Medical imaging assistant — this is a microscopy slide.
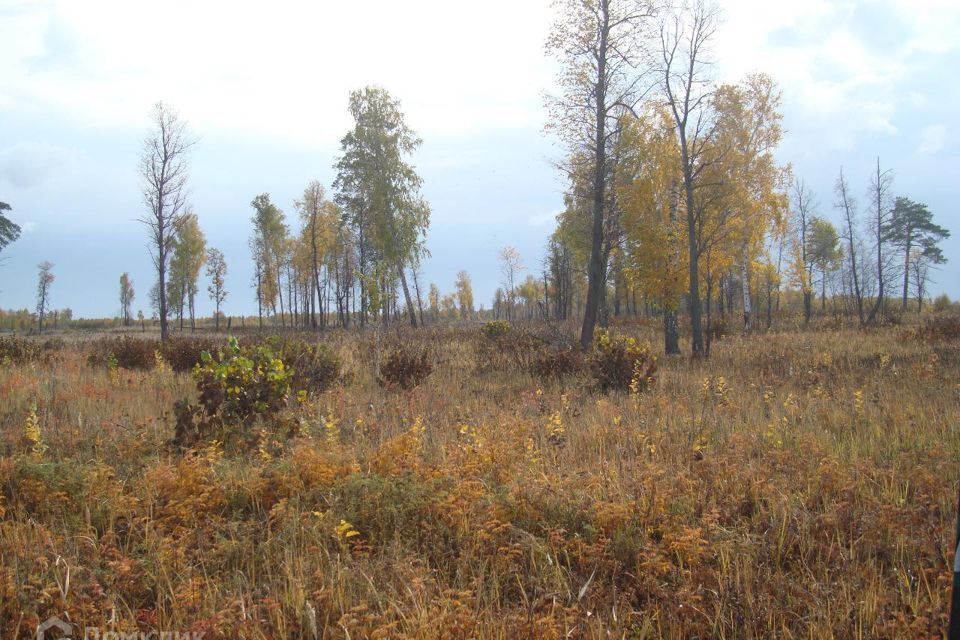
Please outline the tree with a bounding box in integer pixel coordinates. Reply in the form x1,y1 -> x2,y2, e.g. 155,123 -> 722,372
250,194 -> 289,325
792,179 -> 817,323
168,212 -> 206,331
499,246 -> 524,321
35,261 -> 54,334
886,197 -> 949,311
865,158 -> 894,324
206,247 -> 228,330
807,216 -> 841,310
0,201 -> 21,256
334,86 -> 430,328
547,0 -> 654,348
617,104 -> 686,354
835,167 -> 864,324
138,102 -> 194,341
454,271 -> 474,319
428,283 -> 440,320
119,273 -> 135,326
295,181 -> 339,328
657,0 -> 720,356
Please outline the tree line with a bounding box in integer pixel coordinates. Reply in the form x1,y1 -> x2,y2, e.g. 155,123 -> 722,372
540,0 -> 950,356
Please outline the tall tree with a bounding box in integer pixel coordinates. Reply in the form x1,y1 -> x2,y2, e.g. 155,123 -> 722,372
168,212 -> 206,331
334,86 -> 430,328
119,273 -> 135,326
138,102 -> 194,341
865,158 -> 894,324
250,194 -> 289,325
295,181 -> 337,328
617,104 -> 686,354
657,0 -> 720,356
455,270 -> 474,319
499,246 -> 524,321
35,261 -> 54,334
886,197 -> 949,311
547,0 -> 654,348
835,167 -> 864,324
205,247 -> 228,330
807,216 -> 842,311
792,179 -> 817,323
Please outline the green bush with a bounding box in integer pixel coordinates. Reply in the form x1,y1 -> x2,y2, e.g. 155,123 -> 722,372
480,320 -> 511,340
589,330 -> 657,393
173,337 -> 293,450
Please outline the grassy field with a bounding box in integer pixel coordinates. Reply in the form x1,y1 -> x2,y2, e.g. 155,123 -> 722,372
1,318 -> 959,638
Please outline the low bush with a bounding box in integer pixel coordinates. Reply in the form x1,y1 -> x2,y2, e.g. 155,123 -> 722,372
173,337 -> 293,450
160,336 -> 222,373
589,330 -> 657,393
530,345 -> 583,383
378,345 -> 433,390
272,338 -> 341,394
0,336 -> 39,365
480,320 -> 511,340
88,336 -> 157,370
913,315 -> 960,343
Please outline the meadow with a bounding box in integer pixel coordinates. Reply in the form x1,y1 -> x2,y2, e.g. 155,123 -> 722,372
1,317 -> 959,639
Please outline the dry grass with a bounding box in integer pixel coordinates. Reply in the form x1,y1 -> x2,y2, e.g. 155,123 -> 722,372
1,321 -> 959,638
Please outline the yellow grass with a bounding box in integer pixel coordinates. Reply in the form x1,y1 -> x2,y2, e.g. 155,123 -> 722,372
1,323 -> 958,638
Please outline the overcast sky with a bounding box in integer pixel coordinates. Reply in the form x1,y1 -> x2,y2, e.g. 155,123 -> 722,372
0,0 -> 957,318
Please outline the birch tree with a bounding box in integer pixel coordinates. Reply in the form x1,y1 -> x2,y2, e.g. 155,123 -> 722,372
547,0 -> 655,348
205,247 -> 228,330
138,102 -> 194,341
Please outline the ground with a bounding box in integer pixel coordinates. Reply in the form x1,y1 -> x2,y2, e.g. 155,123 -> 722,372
0,318 -> 958,638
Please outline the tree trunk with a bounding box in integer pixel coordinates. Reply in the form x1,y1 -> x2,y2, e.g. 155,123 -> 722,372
579,2 -> 609,350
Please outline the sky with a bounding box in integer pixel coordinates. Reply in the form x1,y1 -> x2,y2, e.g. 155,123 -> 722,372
0,0 -> 957,319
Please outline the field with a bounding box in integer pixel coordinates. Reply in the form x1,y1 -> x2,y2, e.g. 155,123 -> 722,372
1,319 -> 959,639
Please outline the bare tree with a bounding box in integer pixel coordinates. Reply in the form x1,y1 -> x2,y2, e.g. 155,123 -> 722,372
835,167 -> 864,325
792,178 -> 817,324
35,261 -> 54,334
865,157 -> 893,324
657,0 -> 720,357
138,102 -> 194,341
499,246 -> 524,321
547,0 -> 655,348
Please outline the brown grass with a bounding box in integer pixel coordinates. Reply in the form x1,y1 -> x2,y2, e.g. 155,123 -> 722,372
1,322 -> 958,638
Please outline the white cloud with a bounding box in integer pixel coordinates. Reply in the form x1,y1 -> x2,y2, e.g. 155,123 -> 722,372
0,1 -> 557,146
0,142 -> 82,188
917,124 -> 947,155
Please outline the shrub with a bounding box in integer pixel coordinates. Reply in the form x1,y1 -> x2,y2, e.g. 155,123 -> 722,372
88,336 -> 157,370
933,294 -> 952,313
273,339 -> 341,394
589,330 -> 657,393
0,336 -> 39,365
173,337 -> 293,450
481,320 -> 511,340
530,346 -> 583,383
378,345 -> 433,390
913,315 -> 960,343
161,336 -> 222,373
